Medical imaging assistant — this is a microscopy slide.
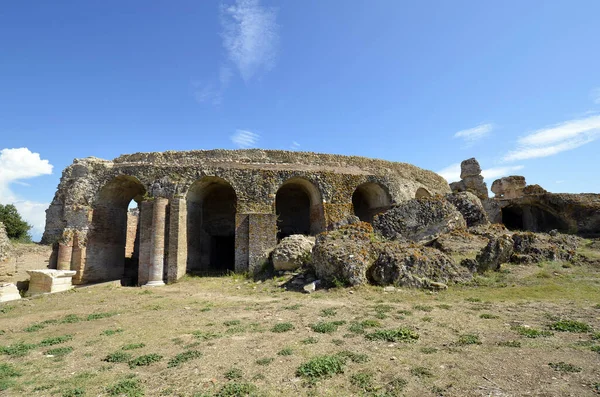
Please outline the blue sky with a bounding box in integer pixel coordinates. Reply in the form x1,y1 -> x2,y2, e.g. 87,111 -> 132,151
1,1 -> 600,240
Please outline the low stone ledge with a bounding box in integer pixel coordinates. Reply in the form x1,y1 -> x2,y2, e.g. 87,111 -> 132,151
0,283 -> 21,302
25,269 -> 76,297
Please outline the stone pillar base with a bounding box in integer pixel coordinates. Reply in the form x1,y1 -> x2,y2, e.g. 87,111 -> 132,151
143,280 -> 165,287
0,283 -> 21,302
26,270 -> 77,297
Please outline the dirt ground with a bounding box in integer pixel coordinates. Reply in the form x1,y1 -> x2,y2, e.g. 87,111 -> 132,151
1,241 -> 600,396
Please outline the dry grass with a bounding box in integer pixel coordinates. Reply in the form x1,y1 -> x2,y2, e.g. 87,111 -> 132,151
1,246 -> 600,396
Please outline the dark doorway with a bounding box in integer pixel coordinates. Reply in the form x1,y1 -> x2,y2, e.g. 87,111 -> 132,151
275,178 -> 325,241
501,204 -> 568,232
187,177 -> 237,275
352,182 -> 392,223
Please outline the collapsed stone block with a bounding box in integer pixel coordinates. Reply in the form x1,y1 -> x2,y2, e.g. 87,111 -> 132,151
26,269 -> 76,296
491,176 -> 526,199
0,283 -> 21,302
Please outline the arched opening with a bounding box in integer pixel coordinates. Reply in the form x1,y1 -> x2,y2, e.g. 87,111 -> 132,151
275,178 -> 325,240
187,177 -> 237,275
86,175 -> 146,284
415,188 -> 432,199
501,204 -> 568,232
352,182 -> 392,223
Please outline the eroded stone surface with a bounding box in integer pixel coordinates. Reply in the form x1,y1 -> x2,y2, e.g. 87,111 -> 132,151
26,269 -> 76,296
0,283 -> 20,302
449,158 -> 488,200
491,176 -> 526,199
272,235 -> 315,271
446,192 -> 489,227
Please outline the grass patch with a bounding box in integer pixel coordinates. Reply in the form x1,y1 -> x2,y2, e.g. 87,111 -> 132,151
283,304 -> 302,310
348,320 -> 381,334
480,313 -> 499,319
215,382 -> 257,397
104,351 -> 133,363
437,304 -> 452,310
457,334 -> 482,346
24,323 -> 45,332
106,378 -> 144,397
512,326 -> 553,338
421,347 -> 438,354
60,314 -> 82,324
350,371 -> 375,392
46,346 -> 74,356
0,342 -> 37,357
320,308 -> 337,317
167,350 -> 202,368
255,357 -> 274,366
311,321 -> 344,334
548,362 -> 582,373
301,337 -> 318,345
223,320 -> 241,327
0,363 -> 21,391
122,343 -> 145,351
296,354 -> 346,382
225,367 -> 243,380
497,340 -> 522,348
270,322 -> 294,333
128,353 -> 162,368
411,366 -> 434,378
62,388 -> 85,397
40,334 -> 73,346
337,350 -> 369,363
277,347 -> 293,356
101,328 -> 124,336
86,312 -> 117,321
549,319 -> 592,333
365,328 -> 419,342
192,330 -> 222,340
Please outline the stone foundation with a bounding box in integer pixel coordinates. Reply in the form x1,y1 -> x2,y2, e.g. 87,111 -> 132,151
26,269 -> 76,296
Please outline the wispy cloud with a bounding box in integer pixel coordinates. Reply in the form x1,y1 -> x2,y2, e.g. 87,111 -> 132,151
437,162 -> 524,183
0,148 -> 53,240
503,114 -> 600,162
591,87 -> 600,104
220,0 -> 279,82
231,129 -> 260,148
290,141 -> 300,150
453,123 -> 493,146
481,165 -> 524,180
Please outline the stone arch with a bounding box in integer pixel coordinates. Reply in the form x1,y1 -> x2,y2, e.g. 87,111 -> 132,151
501,204 -> 569,233
186,176 -> 237,275
415,187 -> 432,199
86,175 -> 146,283
352,182 -> 392,223
275,177 -> 325,239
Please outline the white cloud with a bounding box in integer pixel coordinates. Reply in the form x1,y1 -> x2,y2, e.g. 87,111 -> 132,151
437,163 -> 461,182
453,123 -> 493,146
290,141 -> 300,150
437,162 -> 524,183
591,87 -> 600,104
220,0 -> 279,82
503,114 -> 600,162
480,165 -> 524,180
231,129 -> 260,148
0,148 -> 53,240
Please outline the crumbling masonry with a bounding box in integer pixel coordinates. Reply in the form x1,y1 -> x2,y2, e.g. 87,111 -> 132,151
41,150 -> 450,285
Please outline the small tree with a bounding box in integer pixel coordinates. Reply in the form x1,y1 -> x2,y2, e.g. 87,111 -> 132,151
0,204 -> 32,242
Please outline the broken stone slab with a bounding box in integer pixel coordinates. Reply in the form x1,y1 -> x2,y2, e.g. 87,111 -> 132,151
0,283 -> 21,302
303,280 -> 321,293
26,269 -> 76,297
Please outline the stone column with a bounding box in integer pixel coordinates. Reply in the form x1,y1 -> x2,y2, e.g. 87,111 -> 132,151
145,197 -> 168,286
167,198 -> 187,283
56,236 -> 73,271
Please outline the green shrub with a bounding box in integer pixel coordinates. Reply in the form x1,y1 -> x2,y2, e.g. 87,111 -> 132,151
104,351 -> 133,363
106,378 -> 144,397
457,334 -> 481,346
311,321 -> 341,334
167,350 -> 202,368
0,204 -> 32,241
215,382 -> 257,397
296,355 -> 346,381
24,323 -> 45,332
549,320 -> 592,333
271,323 -> 294,333
40,335 -> 73,346
365,328 -> 419,342
0,342 -> 38,357
512,326 -> 553,338
128,354 -> 162,368
548,362 -> 582,373
46,347 -> 74,356
122,343 -> 145,351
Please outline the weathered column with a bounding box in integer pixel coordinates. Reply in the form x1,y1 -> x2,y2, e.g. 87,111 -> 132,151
235,213 -> 278,274
56,237 -> 73,271
167,198 -> 187,283
138,200 -> 153,285
71,232 -> 87,285
145,197 -> 168,286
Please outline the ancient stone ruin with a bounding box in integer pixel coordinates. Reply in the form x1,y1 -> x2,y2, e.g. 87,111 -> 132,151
41,149 -> 449,286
